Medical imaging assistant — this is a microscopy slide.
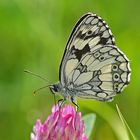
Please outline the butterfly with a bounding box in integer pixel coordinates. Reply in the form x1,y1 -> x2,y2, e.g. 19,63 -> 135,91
48,12 -> 131,108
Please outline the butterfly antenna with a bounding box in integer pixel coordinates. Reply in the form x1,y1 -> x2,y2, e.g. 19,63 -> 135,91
24,70 -> 48,82
33,85 -> 51,96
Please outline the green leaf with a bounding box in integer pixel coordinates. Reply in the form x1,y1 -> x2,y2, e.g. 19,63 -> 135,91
79,100 -> 130,140
116,104 -> 137,140
82,113 -> 96,138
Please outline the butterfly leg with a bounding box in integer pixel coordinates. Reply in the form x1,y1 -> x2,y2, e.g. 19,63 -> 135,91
58,98 -> 66,108
57,98 -> 66,113
71,97 -> 79,112
71,97 -> 79,130
55,98 -> 66,126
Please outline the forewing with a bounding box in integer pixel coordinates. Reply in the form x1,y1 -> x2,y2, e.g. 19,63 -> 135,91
60,13 -> 115,86
73,45 -> 131,101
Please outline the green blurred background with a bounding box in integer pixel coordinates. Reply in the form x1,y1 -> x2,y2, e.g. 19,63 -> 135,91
0,0 -> 140,139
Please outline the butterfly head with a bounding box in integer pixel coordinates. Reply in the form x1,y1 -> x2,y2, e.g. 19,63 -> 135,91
49,83 -> 60,94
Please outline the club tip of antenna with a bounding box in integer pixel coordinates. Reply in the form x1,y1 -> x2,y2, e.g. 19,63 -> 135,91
33,91 -> 36,96
24,69 -> 27,72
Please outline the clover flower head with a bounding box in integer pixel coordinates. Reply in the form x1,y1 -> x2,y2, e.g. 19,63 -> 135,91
31,104 -> 88,140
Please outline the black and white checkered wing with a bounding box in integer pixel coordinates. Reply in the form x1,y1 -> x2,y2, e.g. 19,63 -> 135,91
59,13 -> 131,101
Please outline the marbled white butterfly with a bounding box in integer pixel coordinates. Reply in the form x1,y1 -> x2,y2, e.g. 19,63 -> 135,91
49,12 -> 131,107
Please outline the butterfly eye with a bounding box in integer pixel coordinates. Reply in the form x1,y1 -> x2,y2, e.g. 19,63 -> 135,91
113,73 -> 120,81
50,85 -> 59,93
112,64 -> 118,71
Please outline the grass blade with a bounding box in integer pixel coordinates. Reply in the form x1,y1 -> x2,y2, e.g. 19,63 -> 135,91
116,104 -> 137,140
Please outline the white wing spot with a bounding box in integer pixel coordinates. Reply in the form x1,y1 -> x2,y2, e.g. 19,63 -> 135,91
76,38 -> 91,50
77,84 -> 91,90
127,63 -> 131,71
65,59 -> 78,76
98,22 -> 103,26
82,55 -> 91,65
102,30 -> 110,38
100,26 -> 106,32
73,69 -> 80,82
74,39 -> 86,49
99,73 -> 112,81
98,16 -> 102,20
97,92 -> 107,98
109,49 -> 120,56
75,72 -> 93,85
107,38 -> 112,44
82,27 -> 90,34
91,44 -> 102,52
102,20 -> 106,24
112,37 -> 115,42
90,25 -> 99,33
121,72 -> 128,83
119,63 -> 128,71
85,17 -> 93,24
127,72 -> 131,82
116,55 -> 125,62
100,82 -> 113,91
100,47 -> 112,53
89,36 -> 100,48
84,90 -> 96,95
101,64 -> 112,73
86,55 -> 96,67
108,29 -> 112,35
106,25 -> 109,28
91,18 -> 98,25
